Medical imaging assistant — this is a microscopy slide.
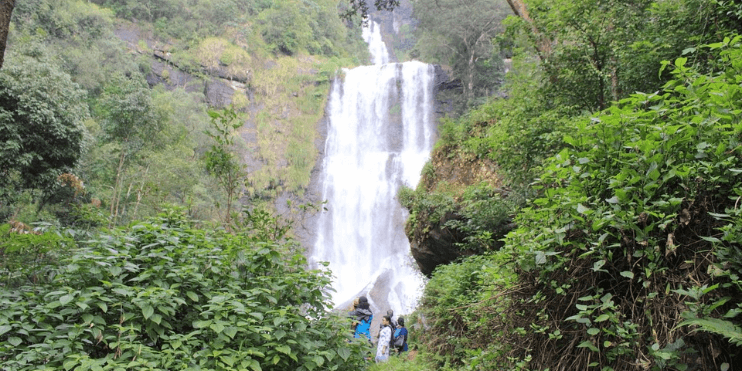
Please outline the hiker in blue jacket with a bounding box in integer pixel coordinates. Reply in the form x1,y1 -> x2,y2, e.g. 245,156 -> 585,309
392,316 -> 408,354
351,296 -> 373,341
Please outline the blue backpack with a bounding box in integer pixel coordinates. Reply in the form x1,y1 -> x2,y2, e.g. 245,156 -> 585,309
354,315 -> 372,340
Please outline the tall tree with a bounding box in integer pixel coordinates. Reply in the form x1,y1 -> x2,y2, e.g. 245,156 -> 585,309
0,49 -> 88,213
0,0 -> 14,69
204,106 -> 247,227
97,73 -> 163,226
413,0 -> 511,103
504,0 -> 550,59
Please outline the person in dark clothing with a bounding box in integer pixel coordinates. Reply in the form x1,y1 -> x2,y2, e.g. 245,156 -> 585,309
392,316 -> 408,354
387,309 -> 398,328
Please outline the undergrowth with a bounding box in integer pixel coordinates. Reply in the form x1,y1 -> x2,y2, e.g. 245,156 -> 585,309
413,36 -> 742,370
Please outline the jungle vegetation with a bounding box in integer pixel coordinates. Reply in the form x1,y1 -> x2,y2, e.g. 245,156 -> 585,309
1,0 -> 375,369
2,0 -> 742,370
392,0 -> 742,370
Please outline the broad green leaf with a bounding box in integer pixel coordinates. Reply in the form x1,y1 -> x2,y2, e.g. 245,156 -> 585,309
313,355 -> 325,366
276,345 -> 292,355
63,359 -> 78,371
60,294 -> 74,305
595,314 -> 610,322
337,347 -> 351,361
592,260 -> 606,272
142,305 -> 154,320
150,314 -> 162,325
250,312 -> 264,321
577,340 -> 599,352
97,302 -> 108,313
223,327 -> 238,339
186,291 -> 199,302
221,355 -> 236,367
535,251 -> 546,265
82,314 -> 94,324
210,322 -> 225,334
620,271 -> 634,279
587,328 -> 600,335
8,337 -> 22,346
0,325 -> 11,336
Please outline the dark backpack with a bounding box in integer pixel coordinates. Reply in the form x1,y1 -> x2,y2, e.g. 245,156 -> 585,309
393,327 -> 405,347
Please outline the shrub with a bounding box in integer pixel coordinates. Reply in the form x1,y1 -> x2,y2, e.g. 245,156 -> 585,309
0,209 -> 370,370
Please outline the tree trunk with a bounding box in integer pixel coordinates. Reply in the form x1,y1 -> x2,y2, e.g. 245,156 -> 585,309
505,0 -> 551,60
468,52 -> 475,102
109,149 -> 127,228
0,0 -> 14,69
132,165 -> 149,218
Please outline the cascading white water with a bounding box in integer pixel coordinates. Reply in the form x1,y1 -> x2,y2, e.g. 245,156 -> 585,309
312,20 -> 435,315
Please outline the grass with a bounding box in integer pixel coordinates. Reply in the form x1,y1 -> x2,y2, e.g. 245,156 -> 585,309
246,54 -> 359,196
366,349 -> 439,371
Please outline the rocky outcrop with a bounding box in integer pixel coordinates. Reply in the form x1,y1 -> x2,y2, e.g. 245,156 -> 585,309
433,65 -> 461,116
409,211 -> 470,276
405,141 -> 508,276
114,23 -> 248,109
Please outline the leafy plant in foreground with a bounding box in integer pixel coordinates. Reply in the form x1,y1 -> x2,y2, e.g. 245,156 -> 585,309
0,209 -> 370,370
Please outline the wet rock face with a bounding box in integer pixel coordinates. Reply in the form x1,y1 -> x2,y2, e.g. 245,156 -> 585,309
409,212 -> 469,276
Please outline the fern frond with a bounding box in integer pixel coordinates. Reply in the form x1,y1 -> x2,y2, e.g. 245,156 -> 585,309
679,317 -> 742,346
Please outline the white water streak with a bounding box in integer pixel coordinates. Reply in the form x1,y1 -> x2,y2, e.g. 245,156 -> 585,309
313,21 -> 435,315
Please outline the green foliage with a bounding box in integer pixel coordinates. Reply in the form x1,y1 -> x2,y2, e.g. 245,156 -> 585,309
512,0 -> 742,112
79,87 -> 218,225
676,204 -> 742,349
97,73 -> 163,146
6,0 -> 369,226
0,223 -> 74,288
11,0 -> 136,95
500,35 -> 742,369
443,183 -> 515,253
257,0 -> 314,55
398,184 -> 457,240
0,210 -> 371,370
414,35 -> 742,370
416,252 -> 517,369
204,106 -> 247,226
94,73 -> 167,226
0,48 -> 89,204
411,0 -> 510,108
14,0 -> 114,40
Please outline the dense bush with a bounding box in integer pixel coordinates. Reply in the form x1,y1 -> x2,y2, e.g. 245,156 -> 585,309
0,210 -> 370,370
415,36 -> 742,370
0,49 -> 89,206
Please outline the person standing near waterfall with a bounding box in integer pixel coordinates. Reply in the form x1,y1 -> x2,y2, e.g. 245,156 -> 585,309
393,316 -> 409,355
375,315 -> 393,363
348,297 -> 360,334
351,296 -> 373,342
376,309 -> 396,344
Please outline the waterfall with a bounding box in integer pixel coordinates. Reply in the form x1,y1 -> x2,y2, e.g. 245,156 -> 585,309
312,20 -> 435,315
